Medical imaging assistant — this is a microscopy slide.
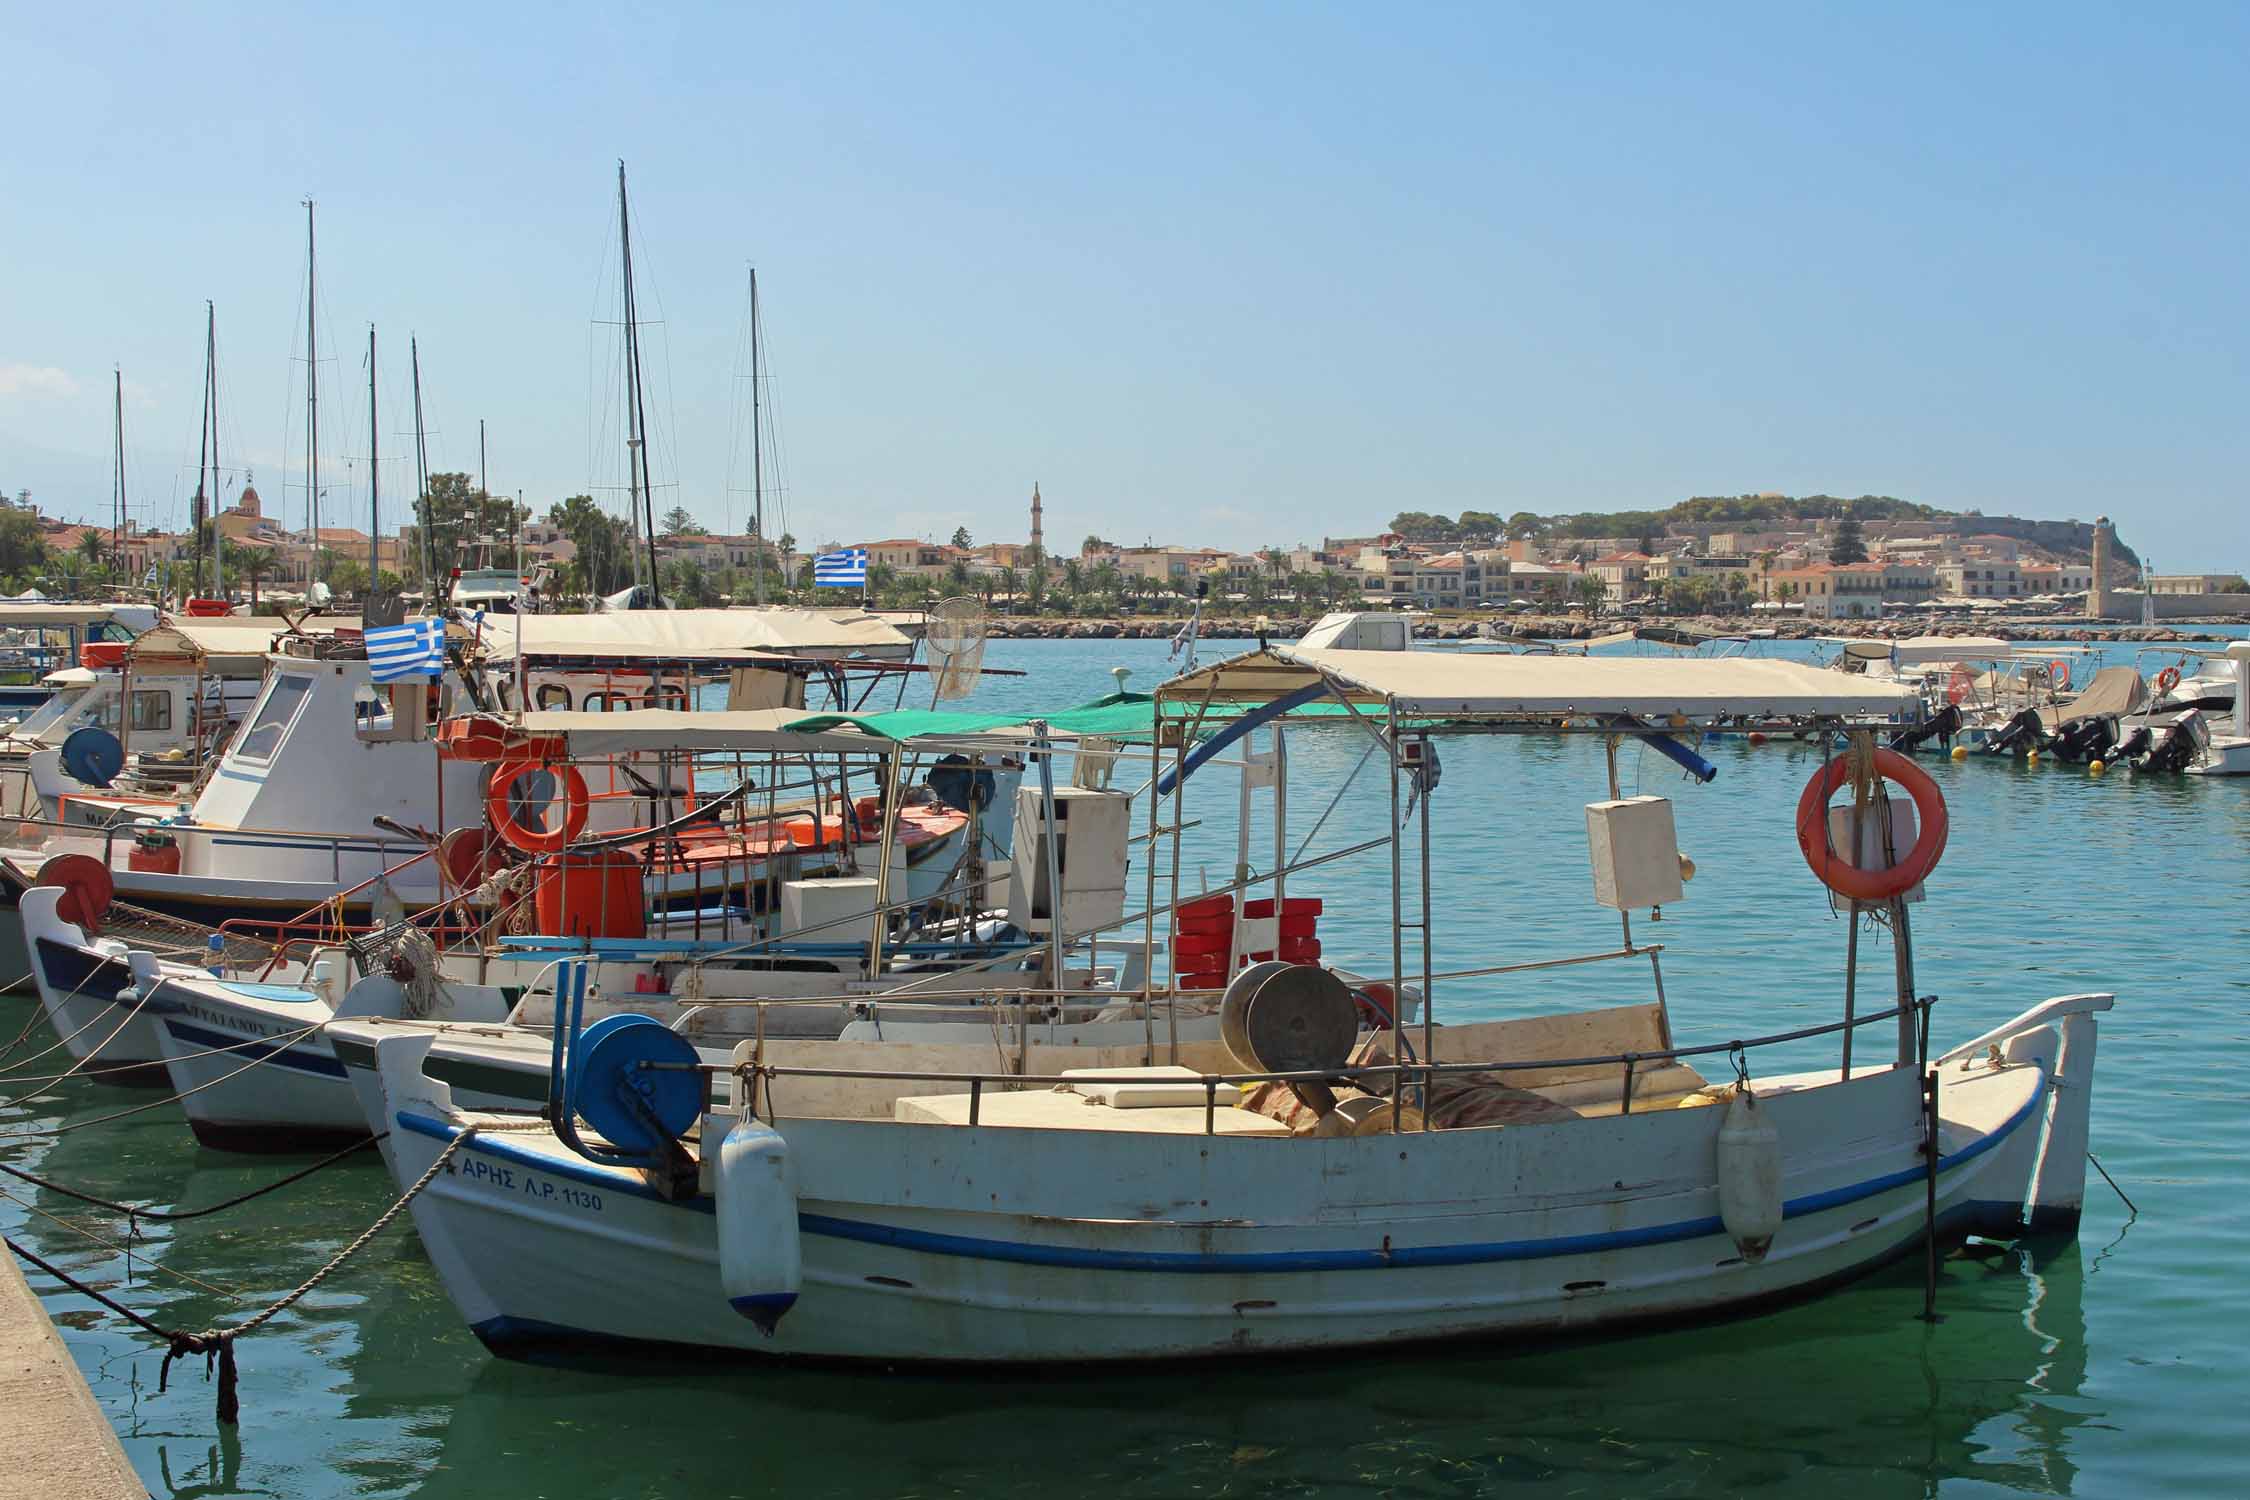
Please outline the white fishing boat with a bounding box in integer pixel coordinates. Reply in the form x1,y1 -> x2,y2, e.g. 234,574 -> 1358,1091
367,647 -> 2114,1364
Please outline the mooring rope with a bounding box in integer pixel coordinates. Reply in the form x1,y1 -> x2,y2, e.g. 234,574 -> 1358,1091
0,1019 -> 329,1139
0,1132 -> 384,1228
6,1123 -> 485,1425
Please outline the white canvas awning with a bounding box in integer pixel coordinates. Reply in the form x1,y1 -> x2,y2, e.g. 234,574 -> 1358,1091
123,623 -> 281,675
506,708 -> 885,757
476,608 -> 909,663
1162,646 -> 1919,719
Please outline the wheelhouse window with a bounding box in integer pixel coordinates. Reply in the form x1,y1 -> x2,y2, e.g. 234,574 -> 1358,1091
586,690 -> 633,713
128,690 -> 171,732
233,674 -> 313,761
535,684 -> 573,711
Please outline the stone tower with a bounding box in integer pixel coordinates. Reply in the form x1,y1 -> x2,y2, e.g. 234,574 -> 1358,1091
2090,516 -> 2112,620
1029,482 -> 1043,559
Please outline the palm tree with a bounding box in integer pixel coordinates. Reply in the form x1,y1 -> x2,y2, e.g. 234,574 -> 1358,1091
229,542 -> 278,608
76,530 -> 111,577
998,565 -> 1020,611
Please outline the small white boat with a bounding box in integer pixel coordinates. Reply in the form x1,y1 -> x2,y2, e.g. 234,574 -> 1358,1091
370,647 -> 2116,1365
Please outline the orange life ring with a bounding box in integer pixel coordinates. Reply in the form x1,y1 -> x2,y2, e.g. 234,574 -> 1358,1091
487,760 -> 589,854
1795,749 -> 1948,903
1945,668 -> 1975,706
37,853 -> 114,933
2155,666 -> 2181,694
2048,657 -> 2071,689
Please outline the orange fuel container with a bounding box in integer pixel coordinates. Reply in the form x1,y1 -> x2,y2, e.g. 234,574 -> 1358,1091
534,849 -> 647,940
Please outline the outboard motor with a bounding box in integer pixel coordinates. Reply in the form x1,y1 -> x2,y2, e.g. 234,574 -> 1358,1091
2111,724 -> 2153,763
2050,716 -> 2118,766
2141,711 -> 2207,773
1889,703 -> 1963,754
1983,708 -> 2047,757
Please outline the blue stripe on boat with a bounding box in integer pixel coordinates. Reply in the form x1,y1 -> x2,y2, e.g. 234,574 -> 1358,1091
396,1073 -> 2045,1275
164,1018 -> 347,1078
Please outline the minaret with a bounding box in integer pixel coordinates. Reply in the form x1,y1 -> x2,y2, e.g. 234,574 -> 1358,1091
1030,482 -> 1044,559
2090,516 -> 2113,620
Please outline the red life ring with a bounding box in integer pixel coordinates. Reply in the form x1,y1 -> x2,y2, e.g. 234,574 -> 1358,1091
1945,668 -> 1975,706
37,853 -> 114,933
2155,666 -> 2181,694
486,760 -> 589,854
1795,749 -> 1949,903
2048,657 -> 2071,689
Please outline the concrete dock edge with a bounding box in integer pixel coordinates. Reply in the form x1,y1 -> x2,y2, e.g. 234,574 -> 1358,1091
1,1246 -> 147,1499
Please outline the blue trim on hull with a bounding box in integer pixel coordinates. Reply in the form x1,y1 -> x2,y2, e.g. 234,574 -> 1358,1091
398,1073 -> 2046,1275
163,1017 -> 346,1078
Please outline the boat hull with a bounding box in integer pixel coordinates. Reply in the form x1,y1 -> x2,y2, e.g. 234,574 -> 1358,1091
373,1005 -> 2094,1365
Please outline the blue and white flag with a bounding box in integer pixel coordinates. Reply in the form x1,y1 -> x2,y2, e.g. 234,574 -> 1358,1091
364,618 -> 447,682
813,547 -> 869,586
144,565 -> 158,586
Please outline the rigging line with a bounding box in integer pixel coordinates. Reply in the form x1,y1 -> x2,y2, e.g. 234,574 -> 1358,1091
0,1020 -> 329,1141
0,978 -> 159,1094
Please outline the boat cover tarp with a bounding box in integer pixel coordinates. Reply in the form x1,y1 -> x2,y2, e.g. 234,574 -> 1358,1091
2042,665 -> 2148,729
1162,647 -> 1919,719
123,623 -> 282,675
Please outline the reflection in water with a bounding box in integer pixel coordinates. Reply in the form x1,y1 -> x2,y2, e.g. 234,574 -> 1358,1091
373,1243 -> 2096,1500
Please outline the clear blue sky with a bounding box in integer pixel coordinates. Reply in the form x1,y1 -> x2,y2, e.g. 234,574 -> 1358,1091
3,2 -> 2244,567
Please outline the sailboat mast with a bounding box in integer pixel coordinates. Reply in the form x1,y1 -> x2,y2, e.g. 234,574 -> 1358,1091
205,302 -> 221,599
192,308 -> 211,606
617,160 -> 662,605
751,266 -> 766,607
306,200 -> 319,582
367,326 -> 380,589
112,368 -> 125,578
411,337 -> 430,588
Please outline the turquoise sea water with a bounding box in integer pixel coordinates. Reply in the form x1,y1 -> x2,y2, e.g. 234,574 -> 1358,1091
4,632 -> 2245,1498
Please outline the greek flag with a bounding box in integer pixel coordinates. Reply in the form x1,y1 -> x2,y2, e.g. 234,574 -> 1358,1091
364,618 -> 447,682
813,547 -> 869,586
144,565 -> 158,586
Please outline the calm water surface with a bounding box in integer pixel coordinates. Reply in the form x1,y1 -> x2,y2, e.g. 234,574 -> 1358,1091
4,633 -> 2245,1498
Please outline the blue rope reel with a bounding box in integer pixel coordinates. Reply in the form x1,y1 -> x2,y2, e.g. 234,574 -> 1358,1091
60,726 -> 125,788
566,1013 -> 703,1158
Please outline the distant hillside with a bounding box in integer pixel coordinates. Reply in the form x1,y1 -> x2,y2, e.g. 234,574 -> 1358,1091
1387,494 -> 2136,565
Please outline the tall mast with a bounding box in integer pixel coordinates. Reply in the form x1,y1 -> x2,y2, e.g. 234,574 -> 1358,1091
111,368 -> 125,580
192,308 -> 211,605
617,160 -> 662,605
751,266 -> 766,607
411,337 -> 430,588
367,326 -> 380,589
206,303 -> 221,599
305,199 -> 319,583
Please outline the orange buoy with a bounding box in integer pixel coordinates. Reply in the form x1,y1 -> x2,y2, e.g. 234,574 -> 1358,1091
487,760 -> 590,855
36,853 -> 114,933
1794,749 -> 1949,903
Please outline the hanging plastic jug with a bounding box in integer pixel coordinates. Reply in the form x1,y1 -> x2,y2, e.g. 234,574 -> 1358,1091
715,1114 -> 801,1333
1715,1083 -> 1782,1262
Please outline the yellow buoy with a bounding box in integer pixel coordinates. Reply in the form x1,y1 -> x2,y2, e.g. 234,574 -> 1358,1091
2025,748 -> 2040,765
2089,759 -> 2106,775
1950,745 -> 1968,761
1678,853 -> 1697,883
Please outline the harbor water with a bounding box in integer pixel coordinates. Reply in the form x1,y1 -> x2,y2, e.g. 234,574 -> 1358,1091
3,632 -> 2245,1497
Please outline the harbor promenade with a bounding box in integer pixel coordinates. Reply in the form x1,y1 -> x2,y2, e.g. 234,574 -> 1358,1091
0,1248 -> 145,1499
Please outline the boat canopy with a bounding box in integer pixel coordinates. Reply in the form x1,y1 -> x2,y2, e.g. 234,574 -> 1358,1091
502,708 -> 882,757
0,602 -> 158,632
124,623 -> 282,675
477,611 -> 796,665
1161,646 -> 1920,720
786,692 -> 1163,743
1841,635 -> 2019,664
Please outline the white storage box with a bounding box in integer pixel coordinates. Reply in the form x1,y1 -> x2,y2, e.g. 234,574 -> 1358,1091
1586,796 -> 1685,911
779,876 -> 881,947
1005,785 -> 1132,936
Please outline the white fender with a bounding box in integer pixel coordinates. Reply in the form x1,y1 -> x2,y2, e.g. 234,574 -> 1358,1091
715,1115 -> 801,1333
1715,1087 -> 1782,1262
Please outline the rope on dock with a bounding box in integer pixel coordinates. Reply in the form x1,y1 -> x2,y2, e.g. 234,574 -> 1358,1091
5,1123 -> 479,1426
